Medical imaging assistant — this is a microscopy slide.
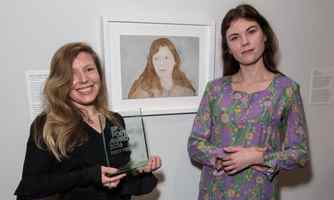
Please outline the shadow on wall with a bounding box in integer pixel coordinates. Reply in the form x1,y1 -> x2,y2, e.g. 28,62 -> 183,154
133,171 -> 165,200
278,164 -> 313,199
279,156 -> 313,186
279,164 -> 313,187
278,139 -> 314,200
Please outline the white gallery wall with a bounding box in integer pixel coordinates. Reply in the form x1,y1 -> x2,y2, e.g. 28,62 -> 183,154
1,0 -> 334,199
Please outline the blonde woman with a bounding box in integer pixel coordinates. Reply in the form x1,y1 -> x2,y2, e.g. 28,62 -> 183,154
15,42 -> 161,200
128,38 -> 196,98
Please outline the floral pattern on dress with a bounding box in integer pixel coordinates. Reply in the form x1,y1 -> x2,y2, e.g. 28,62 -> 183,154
188,74 -> 309,200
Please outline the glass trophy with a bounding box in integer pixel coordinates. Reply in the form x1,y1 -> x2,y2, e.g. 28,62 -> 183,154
101,112 -> 150,177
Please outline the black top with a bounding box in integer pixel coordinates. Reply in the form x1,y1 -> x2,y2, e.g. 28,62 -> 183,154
15,113 -> 157,200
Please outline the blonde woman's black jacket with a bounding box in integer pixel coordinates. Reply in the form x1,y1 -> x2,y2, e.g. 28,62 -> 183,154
14,113 -> 157,200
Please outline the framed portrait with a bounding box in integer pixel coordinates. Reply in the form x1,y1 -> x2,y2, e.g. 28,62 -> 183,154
102,18 -> 215,115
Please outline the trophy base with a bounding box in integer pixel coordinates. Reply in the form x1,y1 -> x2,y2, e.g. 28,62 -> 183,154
107,160 -> 148,177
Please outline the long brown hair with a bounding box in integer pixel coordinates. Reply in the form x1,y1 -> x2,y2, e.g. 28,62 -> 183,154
221,4 -> 280,76
128,38 -> 195,97
35,42 -> 115,161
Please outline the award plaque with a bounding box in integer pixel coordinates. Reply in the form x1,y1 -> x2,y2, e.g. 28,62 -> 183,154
101,113 -> 150,176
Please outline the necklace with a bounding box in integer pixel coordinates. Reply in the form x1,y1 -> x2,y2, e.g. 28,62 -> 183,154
82,111 -> 103,125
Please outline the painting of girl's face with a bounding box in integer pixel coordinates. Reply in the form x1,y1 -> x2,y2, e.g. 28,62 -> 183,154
152,46 -> 175,79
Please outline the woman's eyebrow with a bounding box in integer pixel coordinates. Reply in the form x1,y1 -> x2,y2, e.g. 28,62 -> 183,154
246,25 -> 258,31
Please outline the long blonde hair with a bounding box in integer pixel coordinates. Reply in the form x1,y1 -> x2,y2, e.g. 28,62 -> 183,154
128,38 -> 195,97
35,42 -> 115,161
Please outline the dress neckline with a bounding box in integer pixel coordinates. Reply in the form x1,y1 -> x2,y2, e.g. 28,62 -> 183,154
228,73 -> 282,95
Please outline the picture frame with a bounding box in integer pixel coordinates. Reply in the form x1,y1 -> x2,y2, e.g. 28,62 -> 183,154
102,18 -> 215,115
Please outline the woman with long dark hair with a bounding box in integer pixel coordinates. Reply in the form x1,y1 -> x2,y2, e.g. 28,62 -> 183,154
188,4 -> 309,199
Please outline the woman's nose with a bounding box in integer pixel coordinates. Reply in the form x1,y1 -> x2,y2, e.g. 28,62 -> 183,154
77,71 -> 88,83
241,35 -> 249,46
